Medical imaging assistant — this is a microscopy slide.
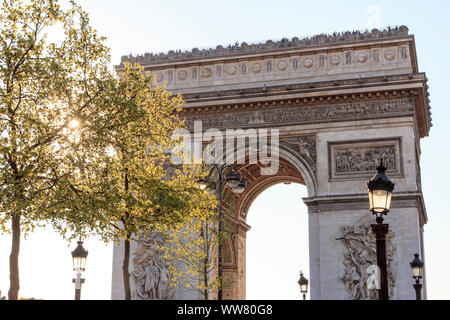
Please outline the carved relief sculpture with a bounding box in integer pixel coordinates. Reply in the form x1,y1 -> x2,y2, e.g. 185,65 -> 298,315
184,98 -> 414,130
338,223 -> 396,300
335,145 -> 396,174
329,138 -> 402,180
283,136 -> 316,173
131,232 -> 174,300
366,264 -> 381,295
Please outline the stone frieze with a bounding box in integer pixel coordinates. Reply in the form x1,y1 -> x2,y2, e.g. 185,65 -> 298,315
183,98 -> 414,130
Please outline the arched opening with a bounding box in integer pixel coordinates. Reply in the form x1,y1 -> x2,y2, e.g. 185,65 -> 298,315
219,144 -> 315,300
246,182 -> 309,300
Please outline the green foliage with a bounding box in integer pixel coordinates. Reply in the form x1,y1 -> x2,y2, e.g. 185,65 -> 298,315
49,62 -> 219,299
0,0 -> 111,235
158,188 -> 219,299
159,182 -> 242,299
50,63 -> 207,242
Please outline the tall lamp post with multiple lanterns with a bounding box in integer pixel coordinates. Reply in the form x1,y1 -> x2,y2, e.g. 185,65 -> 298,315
410,253 -> 424,300
367,159 -> 395,300
71,240 -> 88,300
198,164 -> 247,300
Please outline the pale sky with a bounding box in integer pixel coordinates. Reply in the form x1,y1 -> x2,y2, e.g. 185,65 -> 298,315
1,0 -> 450,300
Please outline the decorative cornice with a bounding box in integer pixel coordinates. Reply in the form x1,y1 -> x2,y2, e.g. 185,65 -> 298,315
180,73 -> 425,103
120,26 -> 409,65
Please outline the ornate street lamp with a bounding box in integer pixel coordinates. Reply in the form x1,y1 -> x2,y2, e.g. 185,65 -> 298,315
197,164 -> 247,300
298,271 -> 308,300
224,170 -> 242,189
367,159 -> 395,300
410,253 -> 424,300
71,240 -> 88,300
230,178 -> 247,195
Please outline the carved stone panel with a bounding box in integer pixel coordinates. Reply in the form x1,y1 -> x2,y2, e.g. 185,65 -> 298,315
328,138 -> 403,181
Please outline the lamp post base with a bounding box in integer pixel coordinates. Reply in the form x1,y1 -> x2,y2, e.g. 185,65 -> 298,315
414,282 -> 422,300
72,274 -> 85,300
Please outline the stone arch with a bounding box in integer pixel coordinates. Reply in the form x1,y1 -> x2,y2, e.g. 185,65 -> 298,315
235,144 -> 317,220
219,143 -> 315,299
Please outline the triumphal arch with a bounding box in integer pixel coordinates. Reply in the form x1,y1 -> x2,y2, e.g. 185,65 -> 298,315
111,26 -> 431,300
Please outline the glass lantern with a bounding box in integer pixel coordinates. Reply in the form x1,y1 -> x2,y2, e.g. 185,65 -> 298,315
410,253 -> 424,279
71,241 -> 88,272
367,160 -> 395,215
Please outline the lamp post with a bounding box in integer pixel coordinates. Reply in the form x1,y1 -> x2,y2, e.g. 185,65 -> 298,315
297,271 -> 308,300
410,253 -> 424,300
367,159 -> 394,301
71,240 -> 88,300
198,164 -> 246,300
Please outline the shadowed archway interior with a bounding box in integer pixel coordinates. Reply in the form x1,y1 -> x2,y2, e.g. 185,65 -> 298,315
218,151 -> 311,299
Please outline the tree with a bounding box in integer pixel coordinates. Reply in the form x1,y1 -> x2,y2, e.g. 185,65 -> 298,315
52,62 -> 218,300
0,0 -> 112,300
0,0 -> 216,301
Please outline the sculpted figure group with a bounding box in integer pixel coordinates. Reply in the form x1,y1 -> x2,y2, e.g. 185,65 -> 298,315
339,224 -> 396,300
335,146 -> 396,174
131,232 -> 174,300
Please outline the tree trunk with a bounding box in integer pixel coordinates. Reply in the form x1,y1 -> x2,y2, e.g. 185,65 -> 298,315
203,259 -> 208,300
201,223 -> 209,300
122,170 -> 132,300
203,246 -> 209,299
8,214 -> 21,300
122,237 -> 131,300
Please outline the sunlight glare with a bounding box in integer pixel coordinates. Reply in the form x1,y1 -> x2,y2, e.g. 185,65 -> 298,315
68,119 -> 80,130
